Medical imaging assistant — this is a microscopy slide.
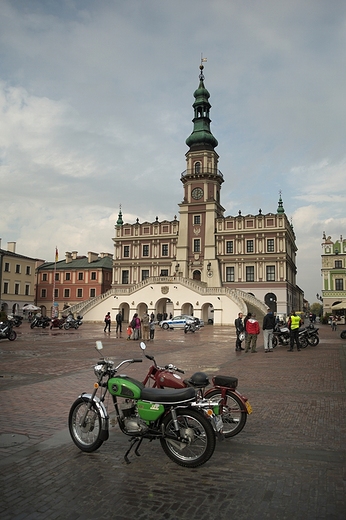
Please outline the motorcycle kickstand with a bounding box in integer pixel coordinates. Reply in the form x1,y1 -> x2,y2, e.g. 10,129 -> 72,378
124,437 -> 143,464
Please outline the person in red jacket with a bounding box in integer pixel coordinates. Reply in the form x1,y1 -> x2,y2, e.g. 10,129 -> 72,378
245,313 -> 260,353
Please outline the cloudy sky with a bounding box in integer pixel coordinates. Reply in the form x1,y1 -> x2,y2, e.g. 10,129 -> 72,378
1,0 -> 345,303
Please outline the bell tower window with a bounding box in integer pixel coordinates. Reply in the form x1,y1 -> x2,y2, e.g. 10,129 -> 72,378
195,162 -> 201,174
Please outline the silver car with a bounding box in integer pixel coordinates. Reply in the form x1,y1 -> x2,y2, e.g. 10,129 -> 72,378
159,315 -> 203,330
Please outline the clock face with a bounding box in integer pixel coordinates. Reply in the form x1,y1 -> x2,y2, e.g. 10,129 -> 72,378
191,187 -> 203,200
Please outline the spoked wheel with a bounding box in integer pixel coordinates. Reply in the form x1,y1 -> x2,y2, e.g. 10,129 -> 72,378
68,398 -> 104,452
308,335 -> 319,346
272,336 -> 278,348
8,330 -> 17,341
205,389 -> 247,438
160,408 -> 215,468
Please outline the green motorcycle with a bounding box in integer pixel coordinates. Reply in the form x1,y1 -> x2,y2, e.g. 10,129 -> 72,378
68,341 -> 218,468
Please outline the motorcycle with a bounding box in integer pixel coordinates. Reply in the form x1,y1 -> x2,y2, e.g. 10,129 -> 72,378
68,340 -> 218,467
272,325 -> 290,347
30,315 -> 51,329
184,321 -> 200,333
8,315 -> 23,327
341,330 -> 346,340
50,316 -> 66,329
64,314 -> 83,330
299,325 -> 319,348
0,321 -> 17,341
140,342 -> 252,438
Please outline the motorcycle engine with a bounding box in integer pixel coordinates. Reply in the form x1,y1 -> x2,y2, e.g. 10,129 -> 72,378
120,402 -> 148,434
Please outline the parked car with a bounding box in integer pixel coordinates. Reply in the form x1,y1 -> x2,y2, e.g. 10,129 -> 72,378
159,315 -> 204,330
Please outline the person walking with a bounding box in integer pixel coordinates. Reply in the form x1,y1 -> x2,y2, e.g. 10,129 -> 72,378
287,310 -> 302,351
245,314 -> 260,353
131,313 -> 141,340
104,312 -> 111,333
331,316 -> 337,331
115,311 -> 123,336
141,311 -> 150,341
234,312 -> 245,351
263,308 -> 276,352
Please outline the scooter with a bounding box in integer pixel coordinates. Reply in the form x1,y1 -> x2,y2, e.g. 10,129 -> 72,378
0,321 -> 17,341
140,342 -> 252,438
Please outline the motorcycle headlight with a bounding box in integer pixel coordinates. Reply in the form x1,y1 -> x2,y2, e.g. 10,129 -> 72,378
94,364 -> 105,378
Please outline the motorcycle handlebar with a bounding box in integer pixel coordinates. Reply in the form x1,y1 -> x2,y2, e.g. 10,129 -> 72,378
132,359 -> 143,363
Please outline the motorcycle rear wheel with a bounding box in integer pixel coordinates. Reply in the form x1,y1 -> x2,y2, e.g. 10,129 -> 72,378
64,323 -> 70,330
272,336 -> 278,348
341,330 -> 346,340
160,408 -> 215,468
308,335 -> 319,346
299,336 -> 308,349
68,398 -> 104,452
205,389 -> 247,438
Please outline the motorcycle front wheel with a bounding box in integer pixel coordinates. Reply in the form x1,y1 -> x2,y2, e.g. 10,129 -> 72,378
68,397 -> 104,452
308,335 -> 319,346
30,322 -> 36,329
341,330 -> 346,340
299,336 -> 308,348
272,336 -> 278,348
160,408 -> 215,468
64,323 -> 70,330
205,389 -> 247,438
8,330 -> 17,341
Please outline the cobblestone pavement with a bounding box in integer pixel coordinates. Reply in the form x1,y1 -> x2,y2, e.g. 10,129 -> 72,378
0,321 -> 345,519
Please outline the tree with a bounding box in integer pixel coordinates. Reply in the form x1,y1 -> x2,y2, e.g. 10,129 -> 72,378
310,302 -> 322,316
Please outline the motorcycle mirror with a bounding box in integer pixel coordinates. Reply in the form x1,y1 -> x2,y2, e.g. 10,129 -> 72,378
140,341 -> 146,351
95,340 -> 103,351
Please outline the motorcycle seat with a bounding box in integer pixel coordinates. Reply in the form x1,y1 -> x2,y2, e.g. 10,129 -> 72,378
141,386 -> 196,404
213,375 -> 238,388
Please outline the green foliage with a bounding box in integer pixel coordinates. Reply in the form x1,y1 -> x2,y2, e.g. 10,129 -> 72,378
310,302 -> 322,316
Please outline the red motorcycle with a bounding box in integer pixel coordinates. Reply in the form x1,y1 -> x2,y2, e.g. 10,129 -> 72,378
50,316 -> 66,329
140,343 -> 252,438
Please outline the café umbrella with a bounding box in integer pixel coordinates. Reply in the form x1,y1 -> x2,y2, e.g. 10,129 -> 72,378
22,304 -> 40,311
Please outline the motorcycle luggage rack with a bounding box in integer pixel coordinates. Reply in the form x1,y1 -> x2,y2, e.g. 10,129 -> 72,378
212,375 -> 238,388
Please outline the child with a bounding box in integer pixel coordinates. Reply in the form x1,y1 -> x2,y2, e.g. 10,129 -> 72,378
149,318 -> 155,340
127,324 -> 133,340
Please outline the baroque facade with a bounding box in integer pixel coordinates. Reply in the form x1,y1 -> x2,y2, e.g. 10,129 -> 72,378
321,233 -> 346,319
66,65 -> 303,325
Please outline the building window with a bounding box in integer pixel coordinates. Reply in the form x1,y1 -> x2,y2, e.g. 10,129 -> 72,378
122,270 -> 129,284
55,273 -> 59,281
26,266 -> 31,275
335,279 -> 344,291
143,227 -> 150,234
15,283 -> 19,295
226,267 -> 235,282
335,260 -> 342,268
195,161 -> 201,174
267,239 -> 275,252
3,282 -> 8,294
246,220 -> 254,228
78,272 -> 83,280
246,240 -> 254,253
42,273 -> 48,281
193,239 -> 201,253
64,289 -> 70,298
162,244 -> 168,256
124,246 -> 130,258
142,270 -> 149,281
15,264 -> 21,274
160,269 -> 169,276
91,272 -> 96,280
54,289 -> 58,298
226,241 -> 234,254
90,288 -> 96,297
246,266 -> 255,282
266,265 -> 275,281
4,262 -> 9,272
65,272 -> 71,281
25,285 -> 30,296
194,215 -> 201,225
143,245 -> 149,257
41,289 -> 47,298
162,225 -> 169,233
77,288 -> 83,298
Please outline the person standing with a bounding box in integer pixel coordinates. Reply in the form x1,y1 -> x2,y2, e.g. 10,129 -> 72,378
263,308 -> 276,352
245,314 -> 260,353
149,317 -> 155,340
141,311 -> 150,341
331,316 -> 337,331
287,310 -> 302,351
234,312 -> 245,351
104,312 -> 111,333
115,311 -> 123,336
131,313 -> 141,340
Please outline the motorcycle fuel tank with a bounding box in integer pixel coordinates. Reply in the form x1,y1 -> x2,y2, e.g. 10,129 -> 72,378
108,376 -> 144,399
158,372 -> 185,389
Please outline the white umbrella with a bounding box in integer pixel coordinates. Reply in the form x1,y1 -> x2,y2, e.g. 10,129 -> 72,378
22,304 -> 40,311
331,301 -> 346,310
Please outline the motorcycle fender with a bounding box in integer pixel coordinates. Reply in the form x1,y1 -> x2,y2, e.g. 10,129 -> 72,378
79,393 -> 109,440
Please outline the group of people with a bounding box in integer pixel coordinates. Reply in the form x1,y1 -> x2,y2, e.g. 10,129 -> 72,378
235,309 -> 303,353
103,310 -> 156,341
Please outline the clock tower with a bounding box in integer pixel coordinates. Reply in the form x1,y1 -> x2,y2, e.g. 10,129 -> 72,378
176,63 -> 224,285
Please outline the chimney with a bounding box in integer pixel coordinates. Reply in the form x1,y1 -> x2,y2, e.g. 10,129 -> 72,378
72,251 -> 78,260
65,252 -> 72,263
7,242 -> 16,253
88,252 -> 99,263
